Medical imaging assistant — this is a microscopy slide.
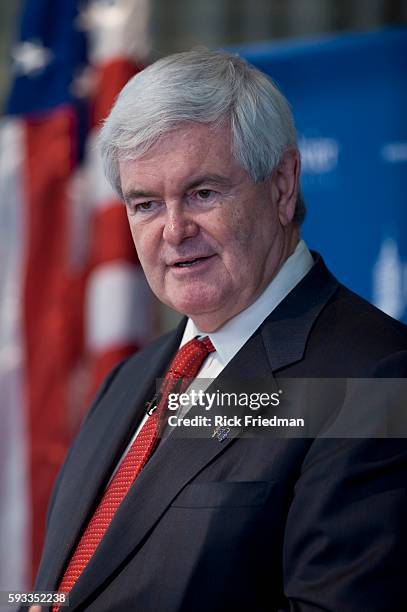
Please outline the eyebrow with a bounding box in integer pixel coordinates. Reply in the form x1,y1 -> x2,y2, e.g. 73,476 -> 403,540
123,174 -> 233,203
185,174 -> 233,190
123,189 -> 160,202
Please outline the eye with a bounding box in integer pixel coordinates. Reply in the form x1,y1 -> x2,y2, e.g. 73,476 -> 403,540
127,200 -> 159,216
196,189 -> 215,200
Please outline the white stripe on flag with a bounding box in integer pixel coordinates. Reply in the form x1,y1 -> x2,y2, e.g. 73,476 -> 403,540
80,0 -> 151,64
85,129 -> 117,211
0,118 -> 30,604
86,262 -> 154,352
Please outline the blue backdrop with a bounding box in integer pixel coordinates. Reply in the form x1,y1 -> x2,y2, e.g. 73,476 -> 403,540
236,27 -> 407,323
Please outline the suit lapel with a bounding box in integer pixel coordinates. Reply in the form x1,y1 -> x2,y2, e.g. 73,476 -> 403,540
261,254 -> 339,371
36,323 -> 185,594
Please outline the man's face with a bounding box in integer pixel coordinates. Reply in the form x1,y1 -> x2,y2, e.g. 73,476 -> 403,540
120,122 -> 298,331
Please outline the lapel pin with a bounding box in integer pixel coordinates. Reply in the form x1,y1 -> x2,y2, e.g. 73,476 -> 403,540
212,425 -> 230,442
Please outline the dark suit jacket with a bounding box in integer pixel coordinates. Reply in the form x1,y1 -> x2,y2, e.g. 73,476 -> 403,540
35,256 -> 407,611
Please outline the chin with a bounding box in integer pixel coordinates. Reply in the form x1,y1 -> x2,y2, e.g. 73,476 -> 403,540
167,291 -> 224,320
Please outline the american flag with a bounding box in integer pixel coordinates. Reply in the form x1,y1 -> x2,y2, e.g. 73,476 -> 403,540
0,0 -> 154,597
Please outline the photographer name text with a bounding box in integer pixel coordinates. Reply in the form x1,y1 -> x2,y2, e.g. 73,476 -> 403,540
168,414 -> 305,428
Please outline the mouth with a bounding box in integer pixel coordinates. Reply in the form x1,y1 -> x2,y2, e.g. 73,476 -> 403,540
171,255 -> 214,268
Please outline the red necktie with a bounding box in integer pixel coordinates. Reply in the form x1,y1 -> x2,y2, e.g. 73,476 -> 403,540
54,336 -> 215,607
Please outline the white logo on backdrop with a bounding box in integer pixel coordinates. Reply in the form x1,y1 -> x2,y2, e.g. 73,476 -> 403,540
381,142 -> 407,163
299,137 -> 340,174
372,238 -> 407,320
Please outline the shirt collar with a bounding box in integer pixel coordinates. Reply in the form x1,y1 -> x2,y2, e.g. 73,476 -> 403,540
181,240 -> 314,366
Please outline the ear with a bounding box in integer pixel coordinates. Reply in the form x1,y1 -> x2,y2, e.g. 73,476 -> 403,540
271,148 -> 301,226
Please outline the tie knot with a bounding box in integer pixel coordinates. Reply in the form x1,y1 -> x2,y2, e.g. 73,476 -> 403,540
199,335 -> 215,354
167,335 -> 215,381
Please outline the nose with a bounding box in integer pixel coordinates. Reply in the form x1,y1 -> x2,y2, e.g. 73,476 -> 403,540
162,202 -> 199,245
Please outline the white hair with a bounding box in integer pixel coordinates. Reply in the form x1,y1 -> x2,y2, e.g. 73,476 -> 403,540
99,48 -> 306,223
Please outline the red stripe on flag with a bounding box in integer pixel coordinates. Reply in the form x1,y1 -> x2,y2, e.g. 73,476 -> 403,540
24,108 -> 84,581
89,203 -> 139,267
91,58 -> 143,128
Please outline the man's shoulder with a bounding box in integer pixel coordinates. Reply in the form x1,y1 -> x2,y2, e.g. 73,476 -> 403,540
265,254 -> 407,376
305,281 -> 407,376
325,283 -> 407,343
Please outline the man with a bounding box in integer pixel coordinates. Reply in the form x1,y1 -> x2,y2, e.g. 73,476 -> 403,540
32,49 -> 407,611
